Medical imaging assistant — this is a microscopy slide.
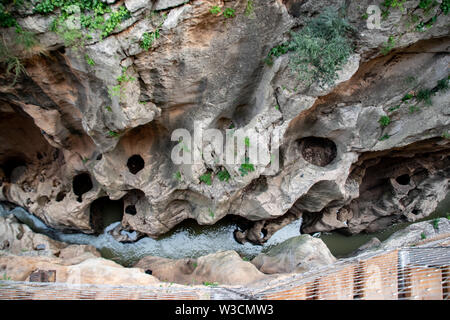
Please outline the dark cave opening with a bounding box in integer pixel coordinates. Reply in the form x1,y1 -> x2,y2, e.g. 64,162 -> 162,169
89,196 -> 124,234
127,154 -> 145,175
55,191 -> 66,202
298,137 -> 337,167
396,174 -> 411,185
0,157 -> 27,183
72,173 -> 93,202
125,205 -> 137,215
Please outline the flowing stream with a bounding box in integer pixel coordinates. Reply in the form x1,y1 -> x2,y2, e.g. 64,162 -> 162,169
1,193 -> 449,267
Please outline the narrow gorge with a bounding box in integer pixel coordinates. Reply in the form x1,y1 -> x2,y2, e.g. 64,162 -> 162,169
0,0 -> 449,288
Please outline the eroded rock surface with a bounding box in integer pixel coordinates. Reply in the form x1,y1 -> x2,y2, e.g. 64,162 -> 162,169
0,0 -> 448,250
134,250 -> 268,285
251,235 -> 336,274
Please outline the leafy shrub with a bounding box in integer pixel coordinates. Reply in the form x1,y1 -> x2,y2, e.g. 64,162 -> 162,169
107,130 -> 119,138
244,0 -> 254,17
85,54 -> 95,66
381,0 -> 406,19
239,160 -> 255,177
264,43 -> 290,65
436,76 -> 449,91
223,8 -> 235,18
173,171 -> 182,181
209,5 -> 221,15
442,0 -> 449,14
217,169 -> 231,182
378,115 -> 391,127
287,8 -> 355,87
402,93 -> 414,101
199,173 -> 212,185
140,30 -> 160,51
416,88 -> 432,106
381,36 -> 396,55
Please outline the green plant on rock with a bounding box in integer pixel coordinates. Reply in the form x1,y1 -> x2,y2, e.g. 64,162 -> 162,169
208,208 -> 214,218
409,105 -> 420,114
209,5 -> 221,15
442,131 -> 450,139
117,67 -> 135,84
244,0 -> 254,17
223,8 -> 235,18
420,232 -> 427,240
203,281 -> 218,287
85,54 -> 95,66
432,218 -> 440,230
36,1 -> 131,42
436,77 -> 449,91
239,159 -> 255,177
287,8 -> 355,87
441,0 -> 450,14
381,36 -> 396,55
379,134 -> 391,141
107,130 -> 119,138
0,39 -> 27,86
378,115 -> 391,127
264,43 -> 290,66
173,171 -> 182,182
381,0 -> 406,19
402,92 -> 414,102
199,172 -> 212,186
388,105 -> 400,112
416,88 -> 432,106
140,29 -> 160,51
217,169 -> 231,182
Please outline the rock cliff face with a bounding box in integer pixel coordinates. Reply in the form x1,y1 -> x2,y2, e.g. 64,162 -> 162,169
0,0 -> 449,246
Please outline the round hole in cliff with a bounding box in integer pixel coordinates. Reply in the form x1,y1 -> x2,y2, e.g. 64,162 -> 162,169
72,173 -> 93,202
396,174 -> 410,185
55,191 -> 66,202
37,196 -> 49,207
145,269 -> 152,275
298,137 -> 337,167
96,154 -> 103,161
125,205 -> 137,215
89,197 -> 124,234
1,157 -> 27,182
127,155 -> 145,175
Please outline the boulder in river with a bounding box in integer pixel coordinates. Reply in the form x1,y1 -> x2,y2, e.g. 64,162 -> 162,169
134,250 -> 269,286
251,235 -> 336,274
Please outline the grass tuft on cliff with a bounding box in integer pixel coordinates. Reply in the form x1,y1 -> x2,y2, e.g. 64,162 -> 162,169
288,8 -> 355,87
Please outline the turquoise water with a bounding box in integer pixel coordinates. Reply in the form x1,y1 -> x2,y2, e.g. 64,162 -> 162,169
320,192 -> 450,258
2,192 -> 449,266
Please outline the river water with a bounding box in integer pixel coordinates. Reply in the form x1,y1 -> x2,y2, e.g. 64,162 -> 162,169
1,193 -> 449,266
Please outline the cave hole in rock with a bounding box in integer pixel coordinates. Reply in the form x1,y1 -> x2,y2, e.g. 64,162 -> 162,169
0,157 -> 27,182
72,173 -> 93,202
89,197 -> 124,234
298,137 -> 337,167
55,191 -> 66,202
127,154 -> 145,175
125,205 -> 137,215
396,174 -> 411,185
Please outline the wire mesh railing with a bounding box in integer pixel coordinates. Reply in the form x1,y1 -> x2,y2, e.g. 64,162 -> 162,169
0,237 -> 448,300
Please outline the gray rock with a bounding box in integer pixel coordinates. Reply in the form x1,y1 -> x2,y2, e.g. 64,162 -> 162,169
251,235 -> 336,274
125,0 -> 153,12
154,0 -> 187,11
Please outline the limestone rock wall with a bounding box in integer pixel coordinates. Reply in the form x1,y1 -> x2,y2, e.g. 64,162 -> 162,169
0,0 -> 448,241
